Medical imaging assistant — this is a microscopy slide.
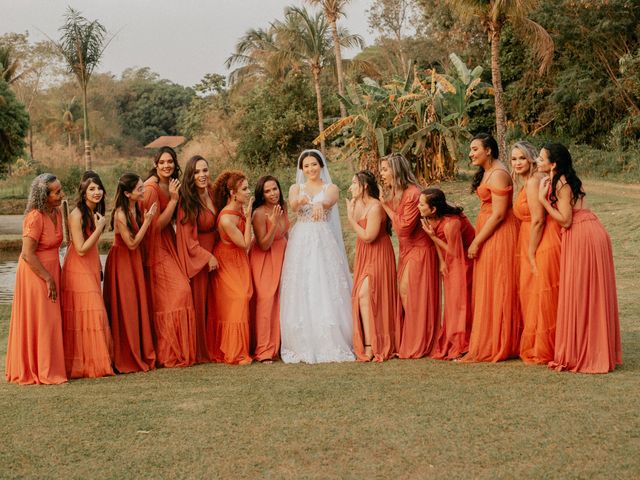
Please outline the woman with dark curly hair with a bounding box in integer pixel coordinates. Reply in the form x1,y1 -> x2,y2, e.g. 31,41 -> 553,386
142,147 -> 196,368
5,174 -> 67,384
176,155 -> 219,363
538,143 -> 621,373
210,170 -> 254,365
62,171 -> 114,378
463,133 -> 521,363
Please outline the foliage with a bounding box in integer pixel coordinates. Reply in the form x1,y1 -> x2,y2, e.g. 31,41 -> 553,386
116,68 -> 196,146
235,74 -> 319,167
0,79 -> 29,175
178,73 -> 229,139
318,53 -> 491,180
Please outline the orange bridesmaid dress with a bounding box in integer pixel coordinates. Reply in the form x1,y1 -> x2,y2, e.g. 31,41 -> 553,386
103,214 -> 156,373
464,183 -> 521,362
513,188 -> 534,332
550,207 -> 622,373
176,193 -> 217,364
5,210 -> 67,385
62,232 -> 115,379
519,190 -> 561,364
249,214 -> 289,362
351,216 -> 401,362
211,210 -> 253,365
430,214 -> 475,360
142,180 -> 196,368
391,185 -> 440,358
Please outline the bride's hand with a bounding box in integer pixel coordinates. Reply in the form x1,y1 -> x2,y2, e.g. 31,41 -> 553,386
311,202 -> 324,221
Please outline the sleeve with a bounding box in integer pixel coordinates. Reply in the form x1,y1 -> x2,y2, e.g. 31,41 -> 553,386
23,210 -> 44,242
392,187 -> 421,237
176,207 -> 213,279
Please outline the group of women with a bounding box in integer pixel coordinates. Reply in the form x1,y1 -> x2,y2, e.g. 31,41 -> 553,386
4,135 -> 622,385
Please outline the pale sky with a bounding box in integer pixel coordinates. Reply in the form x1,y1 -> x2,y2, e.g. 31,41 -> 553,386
1,0 -> 376,87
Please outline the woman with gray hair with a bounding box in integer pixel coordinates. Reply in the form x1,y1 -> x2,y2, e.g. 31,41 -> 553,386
378,153 -> 440,359
5,174 -> 67,384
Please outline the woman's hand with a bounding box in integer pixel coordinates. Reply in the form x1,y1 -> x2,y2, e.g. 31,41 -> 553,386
528,254 -> 538,275
267,204 -> 283,224
45,275 -> 57,302
468,240 -> 480,259
94,212 -> 107,231
378,185 -> 387,205
208,255 -> 219,272
244,196 -> 255,219
420,218 -> 436,237
345,198 -> 355,220
538,176 -> 550,203
311,203 -> 324,221
144,202 -> 158,223
439,261 -> 448,276
169,178 -> 181,201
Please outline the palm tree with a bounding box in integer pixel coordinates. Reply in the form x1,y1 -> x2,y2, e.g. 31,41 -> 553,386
56,7 -> 109,170
305,0 -> 353,118
446,0 -> 553,160
0,44 -> 25,85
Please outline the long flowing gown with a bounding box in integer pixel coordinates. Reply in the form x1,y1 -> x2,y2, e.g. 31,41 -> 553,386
176,191 -> 217,363
5,209 -> 67,385
390,185 -> 440,359
142,180 -> 196,368
62,229 -> 115,379
249,213 -> 289,361
464,183 -> 521,362
103,213 -> 156,373
280,184 -> 354,363
513,188 -> 534,334
430,214 -> 475,360
519,187 -> 561,364
211,210 -> 253,365
351,216 -> 400,362
549,207 -> 622,373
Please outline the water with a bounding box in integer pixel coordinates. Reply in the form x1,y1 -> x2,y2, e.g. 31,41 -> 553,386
0,249 -> 107,305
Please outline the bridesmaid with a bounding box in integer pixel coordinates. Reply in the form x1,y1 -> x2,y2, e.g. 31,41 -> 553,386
538,143 -> 621,373
419,188 -> 475,360
5,174 -> 67,385
103,173 -> 157,373
62,171 -> 114,379
378,153 -> 440,358
463,133 -> 521,362
176,155 -> 219,364
211,170 -> 254,365
143,147 -> 196,368
511,141 -> 559,364
249,175 -> 289,363
346,170 -> 400,362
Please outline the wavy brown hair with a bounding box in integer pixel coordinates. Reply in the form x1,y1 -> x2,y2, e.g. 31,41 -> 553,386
354,170 -> 392,236
470,133 -> 499,193
179,155 -> 212,225
253,175 -> 285,211
543,143 -> 585,207
146,146 -> 182,181
76,170 -> 106,239
421,187 -> 464,218
211,170 -> 247,214
110,173 -> 143,234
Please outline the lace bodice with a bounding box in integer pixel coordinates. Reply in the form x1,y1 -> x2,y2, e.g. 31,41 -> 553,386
297,183 -> 329,222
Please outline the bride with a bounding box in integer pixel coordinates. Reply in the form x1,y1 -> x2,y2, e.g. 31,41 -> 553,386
280,149 -> 355,363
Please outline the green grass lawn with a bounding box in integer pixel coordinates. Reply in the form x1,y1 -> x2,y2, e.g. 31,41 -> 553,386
1,178 -> 639,479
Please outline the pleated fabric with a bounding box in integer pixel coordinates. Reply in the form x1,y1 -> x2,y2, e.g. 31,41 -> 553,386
176,190 -> 217,364
249,214 -> 289,362
513,188 -> 534,331
430,214 -> 475,360
62,234 -> 114,379
464,184 -> 521,362
351,217 -> 401,362
391,185 -> 440,358
103,213 -> 156,373
5,210 -> 67,385
549,209 -> 622,373
142,180 -> 196,368
211,210 -> 253,365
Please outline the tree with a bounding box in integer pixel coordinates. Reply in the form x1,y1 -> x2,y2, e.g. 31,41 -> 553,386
0,79 -> 29,175
0,44 -> 25,85
446,0 -> 553,160
56,7 -> 110,169
306,0 -> 352,118
225,28 -> 290,85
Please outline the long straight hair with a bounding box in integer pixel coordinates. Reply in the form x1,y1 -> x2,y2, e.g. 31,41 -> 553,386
76,170 -> 106,239
179,155 -> 212,225
110,173 -> 143,235
253,175 -> 285,211
380,153 -> 420,192
354,170 -> 392,235
470,133 -> 499,193
421,187 -> 464,218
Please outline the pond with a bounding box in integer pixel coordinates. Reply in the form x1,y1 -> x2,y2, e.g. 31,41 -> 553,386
0,249 -> 107,305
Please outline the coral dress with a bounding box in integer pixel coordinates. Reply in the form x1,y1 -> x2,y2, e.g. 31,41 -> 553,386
351,216 -> 401,362
5,210 -> 67,385
464,183 -> 521,362
176,192 -> 217,364
390,185 -> 440,358
430,214 -> 475,360
513,188 -> 534,330
211,210 -> 253,365
62,229 -> 114,379
519,188 -> 561,364
142,180 -> 196,368
103,213 -> 156,373
550,207 -> 622,373
249,213 -> 289,361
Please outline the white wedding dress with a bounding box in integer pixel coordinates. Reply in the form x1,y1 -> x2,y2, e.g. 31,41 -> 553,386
280,182 -> 355,364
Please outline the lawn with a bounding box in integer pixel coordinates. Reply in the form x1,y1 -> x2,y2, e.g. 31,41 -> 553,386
0,178 -> 638,479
